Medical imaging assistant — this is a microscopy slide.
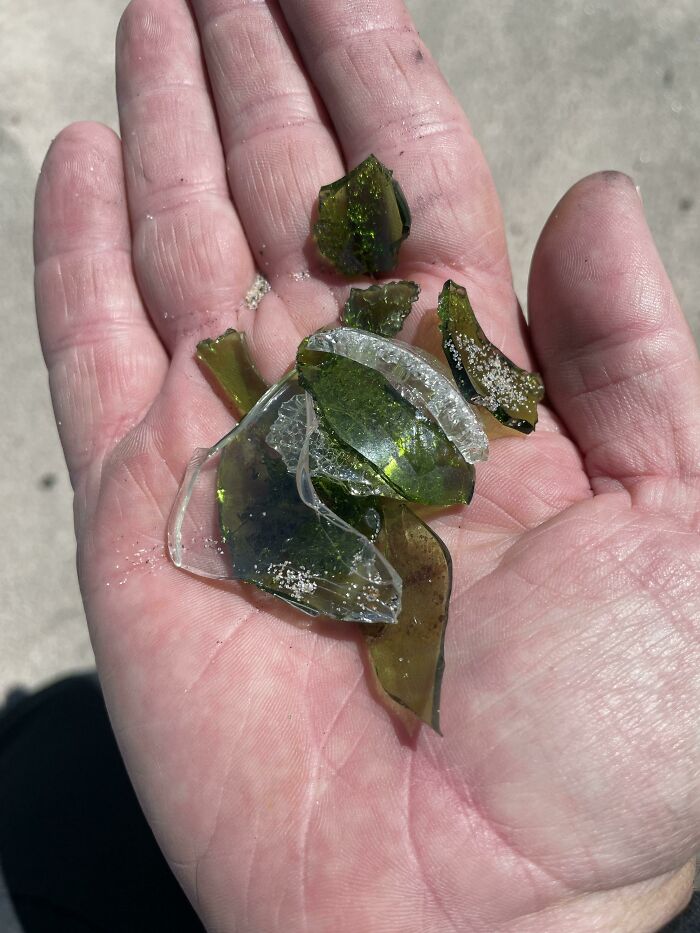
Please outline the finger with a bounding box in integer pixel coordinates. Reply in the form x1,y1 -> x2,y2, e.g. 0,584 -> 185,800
34,122 -> 168,483
278,0 -> 510,281
189,0 -> 344,334
116,0 -> 298,378
529,171 -> 700,504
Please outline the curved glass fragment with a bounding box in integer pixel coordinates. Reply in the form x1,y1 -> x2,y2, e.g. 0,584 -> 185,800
196,328 -> 269,417
168,375 -> 401,623
266,393 -> 399,498
305,327 -> 489,465
342,281 -> 420,337
297,339 -> 477,507
438,280 -> 545,434
362,501 -> 452,734
313,155 -> 411,277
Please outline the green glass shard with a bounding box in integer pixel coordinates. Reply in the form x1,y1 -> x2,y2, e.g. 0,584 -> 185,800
218,380 -> 401,621
342,281 -> 420,337
297,339 -> 475,506
196,328 -> 268,417
304,328 -> 488,466
265,391 -> 399,498
437,281 -> 545,434
313,478 -> 383,544
362,501 -> 451,733
169,375 -> 402,623
313,154 -> 411,277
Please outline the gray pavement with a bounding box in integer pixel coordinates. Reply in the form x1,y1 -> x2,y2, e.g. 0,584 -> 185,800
1,0 -> 698,698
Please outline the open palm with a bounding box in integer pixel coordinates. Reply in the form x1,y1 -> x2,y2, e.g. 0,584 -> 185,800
34,0 -> 700,930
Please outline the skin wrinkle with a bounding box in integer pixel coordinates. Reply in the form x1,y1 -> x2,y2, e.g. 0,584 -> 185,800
330,714 -> 372,777
315,670 -> 364,763
191,711 -> 247,916
551,292 -> 672,357
406,755 -> 461,933
132,176 -> 232,219
314,22 -> 419,63
122,78 -> 200,103
35,242 -> 133,269
298,743 -> 321,933
225,88 -> 324,140
467,739 -> 599,891
241,808 -> 261,931
35,247 -> 125,333
413,747 -> 569,928
456,600 -> 696,884
181,611 -> 259,700
507,865 -> 696,933
564,337 -> 693,402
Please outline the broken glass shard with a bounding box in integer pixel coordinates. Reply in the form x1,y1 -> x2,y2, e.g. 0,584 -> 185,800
305,328 -> 488,465
266,392 -> 399,498
168,374 -> 401,623
196,328 -> 268,417
438,281 -> 545,434
342,281 -> 420,337
313,154 -> 411,277
297,335 -> 479,506
362,500 -> 452,734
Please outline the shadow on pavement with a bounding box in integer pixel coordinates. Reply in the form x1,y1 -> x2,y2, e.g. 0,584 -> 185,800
0,675 -> 204,932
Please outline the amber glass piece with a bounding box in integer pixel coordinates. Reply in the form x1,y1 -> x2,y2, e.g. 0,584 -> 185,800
313,155 -> 411,277
362,501 -> 451,733
196,328 -> 268,417
437,281 -> 545,433
342,281 -> 420,337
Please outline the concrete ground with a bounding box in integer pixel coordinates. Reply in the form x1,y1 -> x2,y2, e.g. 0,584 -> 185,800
1,0 -> 698,697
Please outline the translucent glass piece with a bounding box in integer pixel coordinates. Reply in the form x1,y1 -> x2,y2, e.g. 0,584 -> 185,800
168,375 -> 401,623
196,328 -> 268,417
168,444 -> 232,579
313,155 -> 411,277
266,393 -> 399,498
362,500 -> 452,734
438,280 -> 544,434
298,345 -> 475,507
305,327 -> 489,464
342,281 -> 419,337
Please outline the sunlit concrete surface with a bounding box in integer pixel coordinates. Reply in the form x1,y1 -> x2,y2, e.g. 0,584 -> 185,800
0,0 -> 698,698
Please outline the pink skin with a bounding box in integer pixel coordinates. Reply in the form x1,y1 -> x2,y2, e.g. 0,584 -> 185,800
33,0 -> 700,930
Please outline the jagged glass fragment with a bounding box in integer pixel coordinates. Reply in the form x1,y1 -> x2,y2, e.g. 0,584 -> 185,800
342,281 -> 420,337
438,280 -> 545,434
305,327 -> 489,465
297,337 -> 478,507
313,155 -> 411,277
362,500 -> 452,734
196,328 -> 268,417
168,374 -> 401,623
266,393 -> 399,498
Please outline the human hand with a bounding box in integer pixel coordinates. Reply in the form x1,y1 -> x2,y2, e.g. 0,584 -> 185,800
34,0 -> 700,929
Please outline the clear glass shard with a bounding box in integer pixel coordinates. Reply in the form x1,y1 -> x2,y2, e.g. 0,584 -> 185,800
305,327 -> 489,464
168,444 -> 232,579
266,392 -> 399,498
